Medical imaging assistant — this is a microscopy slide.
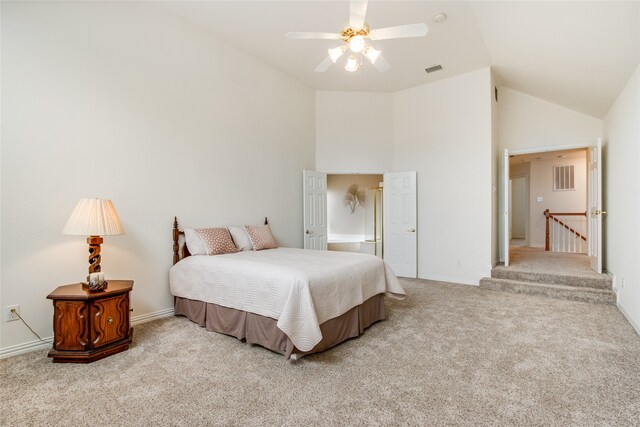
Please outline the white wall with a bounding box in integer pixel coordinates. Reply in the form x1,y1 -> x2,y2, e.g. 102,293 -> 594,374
528,154 -> 587,248
511,177 -> 527,239
498,86 -> 602,261
499,87 -> 603,152
316,91 -> 393,173
327,174 -> 382,236
1,2 -> 315,352
509,162 -> 531,244
491,71 -> 500,266
393,68 -> 493,285
604,65 -> 640,333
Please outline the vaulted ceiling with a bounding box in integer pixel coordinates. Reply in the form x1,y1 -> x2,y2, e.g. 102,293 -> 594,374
160,1 -> 639,119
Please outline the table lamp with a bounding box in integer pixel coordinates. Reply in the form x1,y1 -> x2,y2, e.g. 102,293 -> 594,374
63,198 -> 125,290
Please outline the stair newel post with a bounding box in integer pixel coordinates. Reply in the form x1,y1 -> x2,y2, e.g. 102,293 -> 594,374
544,209 -> 550,251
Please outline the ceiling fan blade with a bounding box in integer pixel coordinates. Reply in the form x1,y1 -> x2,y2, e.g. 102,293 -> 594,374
369,23 -> 428,41
285,32 -> 340,40
314,56 -> 333,73
372,55 -> 391,73
349,0 -> 368,29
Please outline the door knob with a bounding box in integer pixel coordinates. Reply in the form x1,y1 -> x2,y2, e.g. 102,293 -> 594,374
407,228 -> 416,232
305,230 -> 314,235
592,210 -> 607,215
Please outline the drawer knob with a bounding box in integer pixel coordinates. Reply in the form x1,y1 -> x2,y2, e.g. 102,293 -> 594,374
107,316 -> 113,325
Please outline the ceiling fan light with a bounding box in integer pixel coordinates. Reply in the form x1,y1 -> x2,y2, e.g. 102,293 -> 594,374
345,54 -> 359,72
364,45 -> 381,64
349,35 -> 366,53
328,45 -> 347,63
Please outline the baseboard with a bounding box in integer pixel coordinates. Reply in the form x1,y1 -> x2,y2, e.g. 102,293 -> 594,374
0,307 -> 175,360
131,307 -> 175,325
0,336 -> 53,359
608,272 -> 618,295
417,274 -> 479,286
617,303 -> 640,336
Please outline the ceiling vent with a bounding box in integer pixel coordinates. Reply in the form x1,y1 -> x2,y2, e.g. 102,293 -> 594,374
425,65 -> 443,73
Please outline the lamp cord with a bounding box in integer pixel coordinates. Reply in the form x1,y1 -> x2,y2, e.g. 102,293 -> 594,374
12,309 -> 48,344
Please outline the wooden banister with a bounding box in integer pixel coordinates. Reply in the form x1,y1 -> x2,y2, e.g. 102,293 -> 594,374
544,209 -> 587,251
545,212 -> 587,217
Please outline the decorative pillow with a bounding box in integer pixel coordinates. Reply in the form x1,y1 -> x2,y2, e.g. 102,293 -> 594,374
184,228 -> 207,256
228,225 -> 253,251
245,225 -> 277,251
196,228 -> 238,255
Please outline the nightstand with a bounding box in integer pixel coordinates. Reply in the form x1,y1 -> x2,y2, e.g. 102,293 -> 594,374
47,280 -> 133,363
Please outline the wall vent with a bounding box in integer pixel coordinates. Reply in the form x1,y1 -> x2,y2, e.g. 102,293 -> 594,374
425,65 -> 443,73
553,165 -> 575,191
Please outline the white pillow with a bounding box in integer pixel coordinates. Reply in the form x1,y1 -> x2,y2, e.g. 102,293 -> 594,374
228,225 -> 253,251
184,228 -> 207,255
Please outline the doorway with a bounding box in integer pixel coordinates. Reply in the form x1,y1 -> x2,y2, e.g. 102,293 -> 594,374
303,170 -> 418,278
510,176 -> 529,247
501,142 -> 602,274
326,174 -> 383,256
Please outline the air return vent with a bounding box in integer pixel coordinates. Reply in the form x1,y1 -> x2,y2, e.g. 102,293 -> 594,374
425,65 -> 443,73
553,165 -> 575,191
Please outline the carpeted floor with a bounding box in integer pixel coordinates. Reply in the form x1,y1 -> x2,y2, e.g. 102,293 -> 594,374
2,279 -> 639,426
509,247 -> 599,277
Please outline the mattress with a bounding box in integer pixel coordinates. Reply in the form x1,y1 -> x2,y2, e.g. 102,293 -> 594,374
169,247 -> 405,352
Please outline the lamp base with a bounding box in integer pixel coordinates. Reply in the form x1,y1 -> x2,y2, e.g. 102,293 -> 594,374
87,236 -> 103,274
82,281 -> 108,292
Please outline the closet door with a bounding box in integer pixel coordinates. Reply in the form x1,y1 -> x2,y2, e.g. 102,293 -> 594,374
303,170 -> 328,250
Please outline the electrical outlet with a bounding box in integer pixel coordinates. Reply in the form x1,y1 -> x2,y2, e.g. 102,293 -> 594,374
5,305 -> 20,322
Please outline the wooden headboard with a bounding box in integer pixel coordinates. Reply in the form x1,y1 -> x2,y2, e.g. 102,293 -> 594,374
172,216 -> 269,265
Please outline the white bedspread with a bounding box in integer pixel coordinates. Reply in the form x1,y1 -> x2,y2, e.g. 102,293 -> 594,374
169,248 -> 405,352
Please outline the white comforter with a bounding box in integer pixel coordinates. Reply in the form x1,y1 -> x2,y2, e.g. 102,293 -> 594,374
169,248 -> 405,352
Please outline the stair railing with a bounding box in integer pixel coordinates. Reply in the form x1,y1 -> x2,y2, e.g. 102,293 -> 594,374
544,209 -> 587,253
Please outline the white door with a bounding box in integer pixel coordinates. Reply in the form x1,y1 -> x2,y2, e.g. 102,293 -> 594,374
587,138 -> 603,273
383,171 -> 417,278
502,149 -> 510,266
303,170 -> 327,250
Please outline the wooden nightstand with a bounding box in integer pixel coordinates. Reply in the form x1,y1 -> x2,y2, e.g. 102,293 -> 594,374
47,280 -> 133,363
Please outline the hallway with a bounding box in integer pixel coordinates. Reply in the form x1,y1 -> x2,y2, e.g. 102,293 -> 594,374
508,246 -> 599,278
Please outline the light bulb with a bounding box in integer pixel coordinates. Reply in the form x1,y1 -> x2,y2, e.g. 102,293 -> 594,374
345,54 -> 359,72
328,45 -> 347,63
364,45 -> 381,64
349,35 -> 365,53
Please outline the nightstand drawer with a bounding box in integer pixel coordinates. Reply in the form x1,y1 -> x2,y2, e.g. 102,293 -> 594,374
90,294 -> 129,348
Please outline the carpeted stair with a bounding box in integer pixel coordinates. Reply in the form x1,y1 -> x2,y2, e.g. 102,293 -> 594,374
480,266 -> 615,304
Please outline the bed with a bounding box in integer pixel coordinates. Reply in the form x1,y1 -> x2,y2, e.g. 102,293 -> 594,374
169,218 -> 405,359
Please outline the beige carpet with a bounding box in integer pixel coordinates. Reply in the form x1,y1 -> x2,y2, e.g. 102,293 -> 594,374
509,246 -> 600,277
2,279 -> 639,426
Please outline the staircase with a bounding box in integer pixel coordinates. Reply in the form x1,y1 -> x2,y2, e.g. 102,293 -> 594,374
480,265 -> 615,305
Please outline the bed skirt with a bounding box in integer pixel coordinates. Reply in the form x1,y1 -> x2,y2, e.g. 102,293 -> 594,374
174,294 -> 386,359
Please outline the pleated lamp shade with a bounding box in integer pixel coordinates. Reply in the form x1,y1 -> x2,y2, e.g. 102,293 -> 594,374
63,199 -> 125,236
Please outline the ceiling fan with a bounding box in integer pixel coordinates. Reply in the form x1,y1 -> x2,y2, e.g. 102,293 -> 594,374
285,0 -> 428,73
